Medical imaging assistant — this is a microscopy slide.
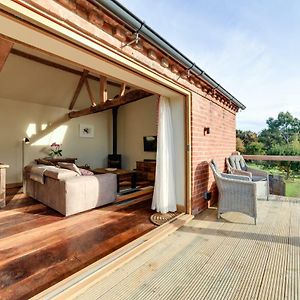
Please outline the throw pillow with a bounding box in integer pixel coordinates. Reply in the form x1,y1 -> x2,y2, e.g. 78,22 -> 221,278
58,162 -> 82,175
78,168 -> 94,176
35,158 -> 56,166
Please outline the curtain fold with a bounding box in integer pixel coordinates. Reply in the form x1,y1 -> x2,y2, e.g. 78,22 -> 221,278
152,96 -> 177,213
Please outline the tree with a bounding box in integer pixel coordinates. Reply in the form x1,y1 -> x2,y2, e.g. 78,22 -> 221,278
245,142 -> 265,155
236,130 -> 258,148
258,112 -> 300,148
268,137 -> 300,179
236,137 -> 245,153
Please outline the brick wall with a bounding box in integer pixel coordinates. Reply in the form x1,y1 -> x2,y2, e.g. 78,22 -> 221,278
191,92 -> 236,214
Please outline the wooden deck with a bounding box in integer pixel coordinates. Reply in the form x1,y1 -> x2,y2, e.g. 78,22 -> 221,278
77,195 -> 300,300
0,193 -> 155,300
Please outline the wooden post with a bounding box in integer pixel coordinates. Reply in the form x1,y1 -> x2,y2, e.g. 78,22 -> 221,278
120,83 -> 126,97
69,70 -> 89,110
99,76 -> 107,103
85,77 -> 96,107
0,38 -> 13,72
0,164 -> 9,208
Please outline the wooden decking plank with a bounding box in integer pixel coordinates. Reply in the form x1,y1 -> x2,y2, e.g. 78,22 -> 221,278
79,208 -> 217,299
232,198 -> 285,300
77,196 -> 300,300
89,212 -> 248,299
257,200 -> 291,300
285,200 -> 300,299
203,200 -> 270,299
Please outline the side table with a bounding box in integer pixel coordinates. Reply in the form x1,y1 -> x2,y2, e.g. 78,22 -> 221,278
93,168 -> 137,193
0,164 -> 9,208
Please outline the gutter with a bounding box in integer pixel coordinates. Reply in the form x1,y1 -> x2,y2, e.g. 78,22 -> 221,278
92,0 -> 246,110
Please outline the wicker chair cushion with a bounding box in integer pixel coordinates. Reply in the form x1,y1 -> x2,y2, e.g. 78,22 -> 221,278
229,155 -> 247,171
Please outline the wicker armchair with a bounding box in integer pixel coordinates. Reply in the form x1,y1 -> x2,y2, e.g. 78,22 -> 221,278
226,154 -> 269,200
210,160 -> 257,224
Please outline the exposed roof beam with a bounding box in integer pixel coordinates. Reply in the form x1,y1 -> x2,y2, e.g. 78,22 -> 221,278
85,77 -> 96,107
69,70 -> 89,110
10,48 -> 123,88
120,83 -> 126,97
69,89 -> 153,118
0,38 -> 13,71
99,76 -> 107,103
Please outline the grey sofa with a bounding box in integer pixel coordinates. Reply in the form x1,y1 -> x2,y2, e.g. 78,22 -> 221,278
226,154 -> 269,200
25,165 -> 117,216
210,160 -> 257,224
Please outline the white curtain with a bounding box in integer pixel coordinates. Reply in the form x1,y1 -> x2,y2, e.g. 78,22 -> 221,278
152,96 -> 177,213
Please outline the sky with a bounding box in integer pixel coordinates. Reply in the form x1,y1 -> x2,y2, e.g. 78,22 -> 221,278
118,0 -> 300,132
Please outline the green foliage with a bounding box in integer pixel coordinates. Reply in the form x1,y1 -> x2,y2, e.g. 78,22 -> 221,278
236,130 -> 258,148
258,112 -> 300,148
245,142 -> 265,155
236,137 -> 245,153
237,112 -> 300,179
268,138 -> 300,179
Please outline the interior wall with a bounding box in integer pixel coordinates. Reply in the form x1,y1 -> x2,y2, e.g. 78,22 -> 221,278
117,95 -> 157,170
0,97 -> 111,183
118,94 -> 186,208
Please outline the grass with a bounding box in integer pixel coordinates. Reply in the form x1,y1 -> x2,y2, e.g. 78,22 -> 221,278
248,162 -> 300,198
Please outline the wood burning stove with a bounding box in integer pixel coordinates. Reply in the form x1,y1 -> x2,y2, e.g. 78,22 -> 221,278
108,107 -> 122,168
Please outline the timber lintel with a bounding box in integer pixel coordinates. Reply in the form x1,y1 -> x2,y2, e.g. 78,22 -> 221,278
69,89 -> 153,118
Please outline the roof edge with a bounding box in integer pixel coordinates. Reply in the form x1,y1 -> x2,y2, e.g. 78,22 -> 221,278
93,0 -> 246,110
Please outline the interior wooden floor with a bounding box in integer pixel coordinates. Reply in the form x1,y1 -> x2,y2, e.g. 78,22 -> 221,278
77,195 -> 300,300
0,192 -> 156,300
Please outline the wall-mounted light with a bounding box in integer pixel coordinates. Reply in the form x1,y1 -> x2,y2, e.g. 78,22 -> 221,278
204,127 -> 210,135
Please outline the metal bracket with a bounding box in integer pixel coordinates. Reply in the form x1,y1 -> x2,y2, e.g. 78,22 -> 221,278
187,62 -> 195,77
121,21 -> 145,48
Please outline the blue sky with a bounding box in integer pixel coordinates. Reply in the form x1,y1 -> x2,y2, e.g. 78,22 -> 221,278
118,0 -> 300,132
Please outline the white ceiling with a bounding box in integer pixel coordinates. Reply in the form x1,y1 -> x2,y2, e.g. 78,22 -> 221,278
0,44 -> 122,110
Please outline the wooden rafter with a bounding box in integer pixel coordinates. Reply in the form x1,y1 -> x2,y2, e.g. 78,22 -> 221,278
69,70 -> 89,110
99,76 -> 107,103
85,77 -> 96,107
69,89 -> 153,118
0,38 -> 13,71
120,83 -> 126,97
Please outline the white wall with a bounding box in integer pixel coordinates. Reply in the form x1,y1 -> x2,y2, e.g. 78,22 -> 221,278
118,95 -> 157,170
0,97 -> 111,183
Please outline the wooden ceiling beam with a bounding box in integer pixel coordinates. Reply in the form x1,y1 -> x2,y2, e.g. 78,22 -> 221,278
10,49 -> 124,88
69,70 -> 89,110
99,76 -> 107,103
85,77 -> 96,107
120,83 -> 126,97
0,38 -> 13,71
69,89 -> 153,119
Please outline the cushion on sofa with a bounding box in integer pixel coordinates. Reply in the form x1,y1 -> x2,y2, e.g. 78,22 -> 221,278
35,158 -> 56,166
58,162 -> 82,175
44,166 -> 79,180
79,168 -> 94,176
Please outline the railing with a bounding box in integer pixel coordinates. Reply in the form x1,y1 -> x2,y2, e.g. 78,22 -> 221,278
242,155 -> 300,198
243,155 -> 300,162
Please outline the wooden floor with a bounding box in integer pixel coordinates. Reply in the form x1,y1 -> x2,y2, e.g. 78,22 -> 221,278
77,195 -> 300,300
0,193 -> 156,300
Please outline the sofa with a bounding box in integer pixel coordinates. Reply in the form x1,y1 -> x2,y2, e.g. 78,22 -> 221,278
25,164 -> 117,216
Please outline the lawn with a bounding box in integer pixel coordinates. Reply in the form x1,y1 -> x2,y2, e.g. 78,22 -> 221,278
248,162 -> 300,198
